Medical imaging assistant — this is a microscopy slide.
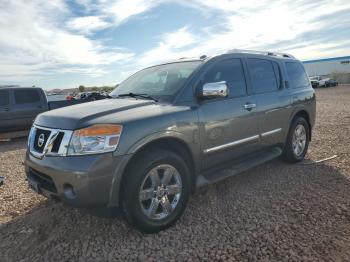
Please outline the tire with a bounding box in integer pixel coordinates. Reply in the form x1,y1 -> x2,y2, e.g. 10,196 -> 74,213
121,149 -> 191,233
282,117 -> 310,163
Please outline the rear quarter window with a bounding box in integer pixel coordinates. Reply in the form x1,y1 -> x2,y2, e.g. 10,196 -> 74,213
0,90 -> 10,106
14,89 -> 41,104
247,58 -> 279,94
285,62 -> 310,89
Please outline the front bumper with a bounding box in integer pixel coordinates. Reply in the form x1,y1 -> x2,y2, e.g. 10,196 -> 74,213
25,151 -> 132,208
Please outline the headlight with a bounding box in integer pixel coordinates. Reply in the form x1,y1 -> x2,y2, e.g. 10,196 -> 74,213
67,124 -> 123,155
28,125 -> 36,147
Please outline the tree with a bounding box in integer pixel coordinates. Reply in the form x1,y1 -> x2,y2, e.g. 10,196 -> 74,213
78,85 -> 85,92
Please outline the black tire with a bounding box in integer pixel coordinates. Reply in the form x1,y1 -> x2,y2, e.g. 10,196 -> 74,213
282,117 -> 310,163
121,149 -> 191,233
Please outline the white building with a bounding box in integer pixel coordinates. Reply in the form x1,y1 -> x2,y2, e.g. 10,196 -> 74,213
303,56 -> 350,83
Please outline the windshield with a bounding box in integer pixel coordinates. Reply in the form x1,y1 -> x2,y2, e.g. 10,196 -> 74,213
110,61 -> 201,102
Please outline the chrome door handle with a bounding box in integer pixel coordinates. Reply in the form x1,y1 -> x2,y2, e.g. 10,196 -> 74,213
244,103 -> 256,111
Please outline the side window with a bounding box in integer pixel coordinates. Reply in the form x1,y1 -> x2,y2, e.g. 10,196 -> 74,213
0,90 -> 10,106
204,59 -> 247,97
14,89 -> 41,104
247,59 -> 278,94
285,62 -> 310,89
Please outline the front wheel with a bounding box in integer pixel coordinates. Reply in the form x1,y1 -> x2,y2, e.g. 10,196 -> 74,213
122,149 -> 191,233
282,117 -> 310,163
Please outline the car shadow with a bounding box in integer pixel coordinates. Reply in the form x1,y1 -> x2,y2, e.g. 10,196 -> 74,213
1,159 -> 350,261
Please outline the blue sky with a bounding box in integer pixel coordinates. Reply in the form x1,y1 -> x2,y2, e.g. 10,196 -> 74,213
0,0 -> 349,89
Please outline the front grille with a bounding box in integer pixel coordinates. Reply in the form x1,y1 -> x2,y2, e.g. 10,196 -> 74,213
33,129 -> 51,153
28,168 -> 57,193
51,132 -> 64,153
29,125 -> 73,158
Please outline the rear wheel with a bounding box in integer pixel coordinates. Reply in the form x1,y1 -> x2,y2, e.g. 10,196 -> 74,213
282,117 -> 310,163
122,149 -> 191,233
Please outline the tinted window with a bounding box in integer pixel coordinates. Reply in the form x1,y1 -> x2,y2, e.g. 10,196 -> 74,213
0,90 -> 10,106
14,89 -> 41,104
204,59 -> 247,97
285,62 -> 310,89
248,59 -> 278,93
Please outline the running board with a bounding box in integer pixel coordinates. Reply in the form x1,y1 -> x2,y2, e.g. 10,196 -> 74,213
196,147 -> 282,188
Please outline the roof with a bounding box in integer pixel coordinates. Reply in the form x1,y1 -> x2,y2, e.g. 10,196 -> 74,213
0,85 -> 40,89
303,55 -> 350,64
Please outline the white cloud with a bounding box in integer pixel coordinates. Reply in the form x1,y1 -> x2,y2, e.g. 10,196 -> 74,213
135,0 -> 350,66
0,0 -> 133,81
138,26 -> 198,66
67,16 -> 112,34
107,0 -> 161,25
162,27 -> 197,49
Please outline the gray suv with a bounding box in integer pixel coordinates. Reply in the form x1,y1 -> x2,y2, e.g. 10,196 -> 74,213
25,50 -> 316,232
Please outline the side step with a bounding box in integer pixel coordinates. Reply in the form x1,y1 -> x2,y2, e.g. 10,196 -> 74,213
196,147 -> 282,188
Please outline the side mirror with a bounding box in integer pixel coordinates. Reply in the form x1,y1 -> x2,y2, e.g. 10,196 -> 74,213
199,81 -> 229,99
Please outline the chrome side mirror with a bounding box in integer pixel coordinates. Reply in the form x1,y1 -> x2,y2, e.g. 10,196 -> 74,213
200,81 -> 229,99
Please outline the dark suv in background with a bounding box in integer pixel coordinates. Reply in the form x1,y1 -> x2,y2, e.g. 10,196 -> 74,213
0,86 -> 48,133
25,50 -> 316,233
0,86 -> 99,134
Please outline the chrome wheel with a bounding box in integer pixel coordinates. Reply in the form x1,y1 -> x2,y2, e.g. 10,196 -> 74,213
292,124 -> 307,156
139,164 -> 182,220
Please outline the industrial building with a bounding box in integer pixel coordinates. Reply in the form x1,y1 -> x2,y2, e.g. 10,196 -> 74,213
303,56 -> 350,83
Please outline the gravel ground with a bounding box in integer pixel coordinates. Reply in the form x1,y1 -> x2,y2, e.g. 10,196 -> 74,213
1,85 -> 350,261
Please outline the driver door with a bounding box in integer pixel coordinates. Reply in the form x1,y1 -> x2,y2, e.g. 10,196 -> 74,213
197,58 -> 260,170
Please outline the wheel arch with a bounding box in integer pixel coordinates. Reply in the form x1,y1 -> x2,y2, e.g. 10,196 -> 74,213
290,109 -> 312,141
118,136 -> 197,206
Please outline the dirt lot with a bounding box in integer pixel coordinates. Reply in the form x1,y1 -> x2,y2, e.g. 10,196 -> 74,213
1,86 -> 350,261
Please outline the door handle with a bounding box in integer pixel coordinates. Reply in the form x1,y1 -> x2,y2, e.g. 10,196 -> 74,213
244,103 -> 256,111
2,107 -> 9,111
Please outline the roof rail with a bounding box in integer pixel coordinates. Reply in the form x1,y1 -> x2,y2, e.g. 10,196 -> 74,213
178,55 -> 207,60
226,49 -> 295,59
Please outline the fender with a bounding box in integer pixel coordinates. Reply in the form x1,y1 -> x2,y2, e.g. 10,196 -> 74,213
108,130 -> 201,207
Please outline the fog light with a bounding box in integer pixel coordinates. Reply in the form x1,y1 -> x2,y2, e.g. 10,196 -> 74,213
63,184 -> 76,199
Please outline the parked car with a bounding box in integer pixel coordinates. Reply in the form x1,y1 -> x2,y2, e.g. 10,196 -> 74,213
0,86 -> 94,133
75,92 -> 107,101
309,75 -> 337,88
327,78 -> 338,87
83,92 -> 107,100
309,76 -> 320,88
25,50 -> 316,233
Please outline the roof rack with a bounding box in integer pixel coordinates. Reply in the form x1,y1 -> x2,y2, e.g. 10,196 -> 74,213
226,49 -> 295,59
178,55 -> 207,60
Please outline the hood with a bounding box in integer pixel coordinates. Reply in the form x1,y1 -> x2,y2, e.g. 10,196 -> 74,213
35,98 -> 155,130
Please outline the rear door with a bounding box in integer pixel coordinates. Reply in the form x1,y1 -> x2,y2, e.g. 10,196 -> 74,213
0,89 -> 12,132
12,88 -> 46,130
197,57 -> 260,170
246,58 -> 291,148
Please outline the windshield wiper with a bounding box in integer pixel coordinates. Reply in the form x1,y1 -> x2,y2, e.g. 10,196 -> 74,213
117,92 -> 158,102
